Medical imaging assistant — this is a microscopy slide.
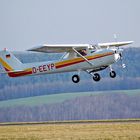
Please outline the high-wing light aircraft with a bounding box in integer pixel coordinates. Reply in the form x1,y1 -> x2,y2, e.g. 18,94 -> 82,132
0,41 -> 133,83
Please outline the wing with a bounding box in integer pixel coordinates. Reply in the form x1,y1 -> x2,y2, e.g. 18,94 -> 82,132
27,41 -> 133,53
98,41 -> 133,48
27,44 -> 92,53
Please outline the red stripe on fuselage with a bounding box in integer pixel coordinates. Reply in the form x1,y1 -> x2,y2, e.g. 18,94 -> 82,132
56,59 -> 84,69
8,71 -> 32,77
4,67 -> 32,77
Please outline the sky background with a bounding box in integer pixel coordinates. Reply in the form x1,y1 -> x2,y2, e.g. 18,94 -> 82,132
0,0 -> 139,51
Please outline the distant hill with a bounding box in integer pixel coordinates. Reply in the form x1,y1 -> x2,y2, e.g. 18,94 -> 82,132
0,89 -> 140,108
0,47 -> 140,100
0,89 -> 140,122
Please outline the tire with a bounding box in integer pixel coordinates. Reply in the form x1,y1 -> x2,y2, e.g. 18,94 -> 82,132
110,71 -> 116,78
93,73 -> 101,82
72,75 -> 80,83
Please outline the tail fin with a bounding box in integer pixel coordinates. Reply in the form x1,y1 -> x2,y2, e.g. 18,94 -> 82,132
0,49 -> 23,73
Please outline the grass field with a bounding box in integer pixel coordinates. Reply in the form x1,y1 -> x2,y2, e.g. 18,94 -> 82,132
0,121 -> 140,140
0,89 -> 140,107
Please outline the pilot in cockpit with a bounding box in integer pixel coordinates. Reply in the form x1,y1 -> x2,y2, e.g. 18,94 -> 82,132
78,49 -> 87,56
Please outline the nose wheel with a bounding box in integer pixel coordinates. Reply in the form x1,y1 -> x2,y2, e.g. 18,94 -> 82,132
110,71 -> 116,78
72,74 -> 80,83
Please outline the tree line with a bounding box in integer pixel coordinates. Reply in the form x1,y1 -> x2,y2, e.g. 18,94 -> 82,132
0,93 -> 140,122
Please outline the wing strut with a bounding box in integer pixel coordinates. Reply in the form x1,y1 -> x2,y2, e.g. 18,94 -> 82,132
72,48 -> 93,66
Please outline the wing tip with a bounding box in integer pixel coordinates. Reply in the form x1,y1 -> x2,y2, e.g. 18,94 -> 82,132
126,41 -> 134,44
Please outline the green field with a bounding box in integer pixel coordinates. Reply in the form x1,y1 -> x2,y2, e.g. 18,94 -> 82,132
0,89 -> 140,107
0,121 -> 140,140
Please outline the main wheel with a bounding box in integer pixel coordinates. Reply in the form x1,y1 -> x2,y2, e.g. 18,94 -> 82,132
110,71 -> 116,78
72,75 -> 80,83
93,73 -> 101,82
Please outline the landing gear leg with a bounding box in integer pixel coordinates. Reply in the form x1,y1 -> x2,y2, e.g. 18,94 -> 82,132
86,70 -> 101,82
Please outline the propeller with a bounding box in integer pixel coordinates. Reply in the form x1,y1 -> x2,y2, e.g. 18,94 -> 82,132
118,49 -> 126,68
113,34 -> 126,69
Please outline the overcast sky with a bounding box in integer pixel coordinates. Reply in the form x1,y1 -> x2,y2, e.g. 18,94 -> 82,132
0,0 -> 139,51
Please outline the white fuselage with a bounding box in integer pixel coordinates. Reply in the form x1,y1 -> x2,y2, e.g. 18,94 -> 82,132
22,48 -> 120,76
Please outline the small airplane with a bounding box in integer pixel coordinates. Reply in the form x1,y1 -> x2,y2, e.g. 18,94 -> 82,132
0,41 -> 133,83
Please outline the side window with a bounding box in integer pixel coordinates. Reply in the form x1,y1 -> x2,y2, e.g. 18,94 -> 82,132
77,49 -> 87,56
91,50 -> 96,53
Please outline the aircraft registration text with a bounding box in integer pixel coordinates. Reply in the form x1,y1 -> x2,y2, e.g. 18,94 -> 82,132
32,63 -> 55,73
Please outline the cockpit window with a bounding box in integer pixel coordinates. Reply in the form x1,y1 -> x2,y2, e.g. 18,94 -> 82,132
78,49 -> 87,56
91,50 -> 96,53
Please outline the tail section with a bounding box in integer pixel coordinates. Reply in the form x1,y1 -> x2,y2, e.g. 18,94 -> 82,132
0,50 -> 22,72
0,49 -> 32,77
